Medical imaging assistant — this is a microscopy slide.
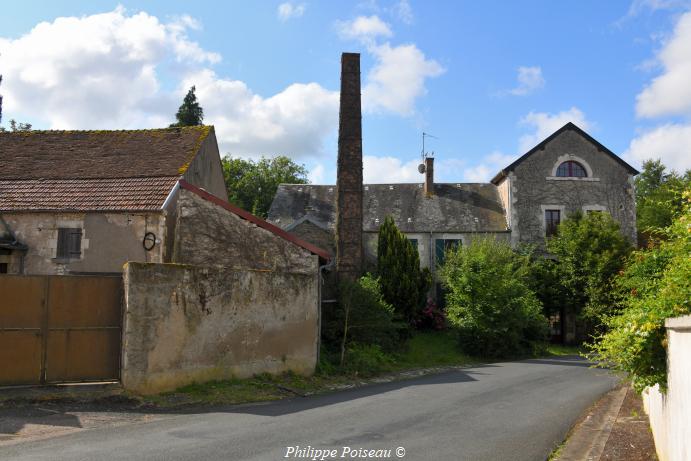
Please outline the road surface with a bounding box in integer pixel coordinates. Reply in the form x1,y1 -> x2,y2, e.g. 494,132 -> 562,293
0,357 -> 617,461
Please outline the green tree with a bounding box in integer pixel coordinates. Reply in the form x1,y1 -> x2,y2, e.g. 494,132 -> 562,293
588,191 -> 691,392
221,155 -> 308,218
440,238 -> 547,358
635,159 -> 690,236
376,216 -> 431,326
547,211 -> 633,328
170,85 -> 203,127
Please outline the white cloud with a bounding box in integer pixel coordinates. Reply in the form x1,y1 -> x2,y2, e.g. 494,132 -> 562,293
363,155 -> 421,183
336,15 -> 444,116
0,7 -> 218,129
186,69 -> 338,158
507,66 -> 545,96
336,15 -> 392,43
518,107 -> 592,152
277,2 -> 306,22
636,11 -> 691,118
624,123 -> 691,172
308,163 -> 326,184
0,7 -> 340,159
461,151 -> 516,182
363,43 -> 445,116
392,0 -> 414,24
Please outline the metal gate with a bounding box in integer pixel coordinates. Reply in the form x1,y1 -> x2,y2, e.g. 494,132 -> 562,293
0,275 -> 122,386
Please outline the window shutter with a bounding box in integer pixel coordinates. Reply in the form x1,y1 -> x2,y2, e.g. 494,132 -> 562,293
435,239 -> 445,265
56,228 -> 69,259
68,228 -> 82,258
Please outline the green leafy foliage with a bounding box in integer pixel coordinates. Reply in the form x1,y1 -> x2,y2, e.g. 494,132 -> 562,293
341,344 -> 395,376
221,155 -> 308,218
170,85 -> 203,127
377,216 -> 431,325
588,191 -> 691,392
440,237 -> 548,358
546,211 -> 633,327
322,274 -> 402,366
635,159 -> 691,237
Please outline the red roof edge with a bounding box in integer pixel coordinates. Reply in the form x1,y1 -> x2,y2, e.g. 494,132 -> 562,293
178,180 -> 332,262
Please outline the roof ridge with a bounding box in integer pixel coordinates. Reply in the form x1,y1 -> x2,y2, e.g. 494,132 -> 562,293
0,125 -> 213,135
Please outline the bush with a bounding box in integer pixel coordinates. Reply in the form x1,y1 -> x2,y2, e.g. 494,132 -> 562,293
440,238 -> 548,358
342,344 -> 395,376
413,299 -> 446,331
588,192 -> 691,392
377,216 -> 431,325
547,211 -> 633,329
321,274 -> 404,365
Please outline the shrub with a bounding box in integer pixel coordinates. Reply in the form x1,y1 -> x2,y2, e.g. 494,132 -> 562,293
547,211 -> 633,329
321,274 -> 403,365
377,216 -> 431,325
413,299 -> 446,331
342,344 -> 395,376
588,192 -> 691,392
440,237 -> 548,358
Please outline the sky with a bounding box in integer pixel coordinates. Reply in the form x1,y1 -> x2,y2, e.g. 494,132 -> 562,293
1,0 -> 691,184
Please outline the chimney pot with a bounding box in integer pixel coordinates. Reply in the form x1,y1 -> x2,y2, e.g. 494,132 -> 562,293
424,156 -> 434,196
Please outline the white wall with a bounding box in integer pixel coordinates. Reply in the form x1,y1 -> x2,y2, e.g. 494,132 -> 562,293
643,314 -> 691,461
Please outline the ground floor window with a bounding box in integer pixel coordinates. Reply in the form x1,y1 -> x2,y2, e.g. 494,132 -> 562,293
435,239 -> 461,266
545,210 -> 561,237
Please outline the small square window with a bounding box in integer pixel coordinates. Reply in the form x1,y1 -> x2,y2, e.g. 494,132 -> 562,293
56,228 -> 82,260
408,238 -> 418,250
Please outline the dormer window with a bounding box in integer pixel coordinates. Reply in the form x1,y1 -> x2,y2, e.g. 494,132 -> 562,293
556,161 -> 587,178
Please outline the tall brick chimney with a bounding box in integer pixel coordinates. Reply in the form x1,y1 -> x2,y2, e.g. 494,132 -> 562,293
335,52 -> 363,281
424,156 -> 434,196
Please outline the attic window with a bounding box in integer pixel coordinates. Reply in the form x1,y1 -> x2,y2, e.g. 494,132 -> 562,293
56,228 -> 82,260
556,161 -> 587,178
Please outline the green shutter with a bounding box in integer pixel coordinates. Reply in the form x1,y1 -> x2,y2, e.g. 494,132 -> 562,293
435,239 -> 445,266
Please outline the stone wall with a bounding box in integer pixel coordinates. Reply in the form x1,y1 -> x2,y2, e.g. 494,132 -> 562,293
182,129 -> 228,201
511,129 -> 637,248
173,188 -> 318,274
643,315 -> 691,461
121,262 -> 319,394
0,212 -> 166,275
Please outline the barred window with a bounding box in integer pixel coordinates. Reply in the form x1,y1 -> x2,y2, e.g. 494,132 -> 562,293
556,161 -> 587,178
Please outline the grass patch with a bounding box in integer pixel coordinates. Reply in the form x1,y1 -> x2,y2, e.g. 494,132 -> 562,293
545,343 -> 585,357
144,331 -> 476,407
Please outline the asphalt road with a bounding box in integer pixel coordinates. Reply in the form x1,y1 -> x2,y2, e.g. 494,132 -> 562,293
0,357 -> 617,461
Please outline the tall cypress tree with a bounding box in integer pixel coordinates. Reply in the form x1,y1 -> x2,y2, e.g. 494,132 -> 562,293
377,216 -> 430,325
170,85 -> 203,127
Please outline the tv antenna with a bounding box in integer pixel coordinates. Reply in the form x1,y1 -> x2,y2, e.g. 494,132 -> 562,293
418,132 -> 438,174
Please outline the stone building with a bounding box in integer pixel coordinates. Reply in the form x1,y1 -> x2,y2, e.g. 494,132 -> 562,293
269,122 -> 638,275
0,126 -> 226,275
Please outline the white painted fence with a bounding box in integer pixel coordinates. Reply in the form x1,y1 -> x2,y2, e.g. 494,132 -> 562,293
643,315 -> 691,461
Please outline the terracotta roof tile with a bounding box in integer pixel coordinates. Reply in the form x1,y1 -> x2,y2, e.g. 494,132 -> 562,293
0,126 -> 212,179
0,177 -> 179,211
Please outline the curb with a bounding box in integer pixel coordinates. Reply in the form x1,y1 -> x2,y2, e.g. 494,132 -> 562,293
555,384 -> 628,461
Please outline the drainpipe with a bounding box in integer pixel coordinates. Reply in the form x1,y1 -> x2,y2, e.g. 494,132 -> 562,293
317,258 -> 335,365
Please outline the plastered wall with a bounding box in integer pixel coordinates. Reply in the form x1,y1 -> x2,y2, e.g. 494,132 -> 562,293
121,262 -> 319,394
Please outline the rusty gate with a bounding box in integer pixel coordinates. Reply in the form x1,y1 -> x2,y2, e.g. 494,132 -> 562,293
0,275 -> 122,386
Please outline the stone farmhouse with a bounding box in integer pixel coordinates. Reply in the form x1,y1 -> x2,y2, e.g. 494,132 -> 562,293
0,126 -> 330,392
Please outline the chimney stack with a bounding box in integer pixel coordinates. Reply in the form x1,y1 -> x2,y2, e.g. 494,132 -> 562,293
424,156 -> 434,196
335,53 -> 364,281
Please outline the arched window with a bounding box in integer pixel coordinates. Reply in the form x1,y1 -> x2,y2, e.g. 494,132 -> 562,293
556,161 -> 587,178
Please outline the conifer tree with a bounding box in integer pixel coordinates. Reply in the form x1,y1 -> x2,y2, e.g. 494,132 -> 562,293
170,85 -> 203,127
377,216 -> 430,325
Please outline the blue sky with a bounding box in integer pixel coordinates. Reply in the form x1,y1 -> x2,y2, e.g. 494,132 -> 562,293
1,1 -> 691,184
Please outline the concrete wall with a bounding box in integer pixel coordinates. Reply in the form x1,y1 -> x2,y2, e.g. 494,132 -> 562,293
0,212 -> 166,275
121,262 -> 319,394
643,315 -> 691,461
182,130 -> 227,201
511,129 -> 637,248
172,189 -> 318,274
